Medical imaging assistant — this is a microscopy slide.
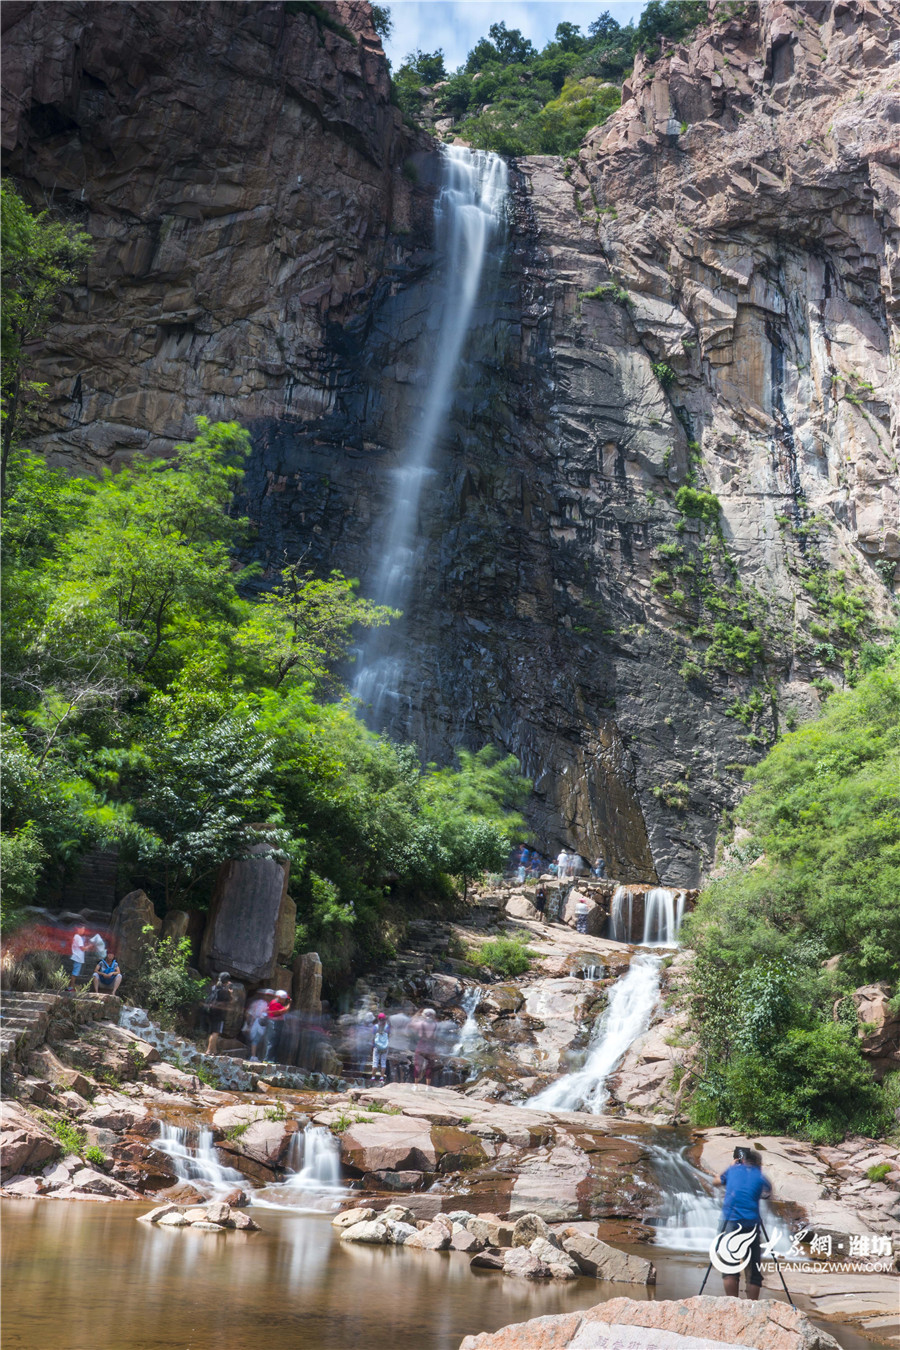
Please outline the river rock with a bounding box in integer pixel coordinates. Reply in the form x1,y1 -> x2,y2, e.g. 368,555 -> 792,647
457,1295 -> 842,1349
0,1101 -> 60,1178
470,1249 -> 505,1270
231,1210 -> 259,1231
451,1229 -> 483,1253
340,1115 -> 437,1175
502,1247 -> 551,1281
333,1207 -> 377,1229
382,1205 -> 416,1224
339,1219 -> 389,1244
205,1200 -> 231,1225
559,1228 -> 656,1284
199,843 -> 291,983
529,1237 -> 580,1279
384,1219 -> 418,1245
138,1204 -> 181,1224
511,1213 -> 551,1247
505,894 -> 538,922
156,1211 -> 190,1227
467,1215 -> 514,1248
111,889 -> 161,973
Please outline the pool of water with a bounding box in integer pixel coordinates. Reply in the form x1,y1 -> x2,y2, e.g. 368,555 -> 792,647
1,1201 -> 885,1350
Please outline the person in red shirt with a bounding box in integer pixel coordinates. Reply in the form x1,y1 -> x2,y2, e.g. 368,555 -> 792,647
265,989 -> 291,1061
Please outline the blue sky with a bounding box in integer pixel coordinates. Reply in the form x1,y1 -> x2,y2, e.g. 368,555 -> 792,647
382,1 -> 648,72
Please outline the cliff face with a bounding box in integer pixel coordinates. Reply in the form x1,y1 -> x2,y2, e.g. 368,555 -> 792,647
4,1 -> 898,884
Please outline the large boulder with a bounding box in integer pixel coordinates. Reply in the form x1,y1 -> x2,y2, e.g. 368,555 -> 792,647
458,1296 -> 841,1349
847,984 -> 900,1080
505,893 -> 538,922
0,1101 -> 60,1178
559,1227 -> 656,1284
199,843 -> 291,982
111,889 -> 161,974
293,951 -> 322,1014
340,1114 -> 437,1175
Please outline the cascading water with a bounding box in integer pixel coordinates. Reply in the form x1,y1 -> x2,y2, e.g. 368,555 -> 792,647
609,885 -> 633,943
644,1143 -> 721,1251
453,986 -> 483,1057
529,953 -> 664,1113
642,888 -> 686,946
155,1123 -> 244,1197
354,146 -> 508,718
253,1124 -> 343,1212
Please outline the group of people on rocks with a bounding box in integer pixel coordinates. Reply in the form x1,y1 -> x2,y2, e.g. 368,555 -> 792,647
67,928 -> 120,996
513,847 -> 607,883
340,1004 -> 466,1087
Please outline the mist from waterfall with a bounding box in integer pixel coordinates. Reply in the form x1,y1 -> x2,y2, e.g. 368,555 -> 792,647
353,145 -> 508,718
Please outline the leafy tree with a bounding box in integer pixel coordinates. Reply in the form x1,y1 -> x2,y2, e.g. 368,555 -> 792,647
588,12 -> 622,41
0,182 -> 91,499
486,22 -> 536,65
554,21 -> 586,53
634,0 -> 707,58
370,4 -> 391,41
133,931 -> 205,1029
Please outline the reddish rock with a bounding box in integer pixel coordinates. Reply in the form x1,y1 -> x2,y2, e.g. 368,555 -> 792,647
0,1101 -> 60,1178
340,1116 -> 437,1175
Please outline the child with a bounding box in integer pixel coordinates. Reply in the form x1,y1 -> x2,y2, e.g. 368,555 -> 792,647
372,1012 -> 390,1084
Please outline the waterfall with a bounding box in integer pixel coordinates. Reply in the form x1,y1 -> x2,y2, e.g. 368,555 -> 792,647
609,885 -> 633,942
644,1143 -> 721,1251
253,1123 -> 343,1212
642,888 -> 686,946
155,1123 -> 244,1197
354,145 -> 508,718
529,953 -> 663,1113
453,986 -> 483,1056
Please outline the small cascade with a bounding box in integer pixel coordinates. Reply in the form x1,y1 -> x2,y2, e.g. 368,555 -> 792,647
253,1124 -> 343,1212
645,1143 -> 720,1251
609,885 -> 634,943
642,888 -> 686,946
453,986 -> 483,1056
529,953 -> 663,1113
579,964 -> 603,981
155,1123 -> 244,1197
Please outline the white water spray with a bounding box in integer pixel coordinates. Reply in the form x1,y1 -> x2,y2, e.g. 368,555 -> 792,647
530,953 -> 664,1113
609,885 -> 633,942
253,1124 -> 343,1212
156,1123 -> 244,1197
642,888 -> 685,946
354,146 -> 508,716
453,986 -> 483,1057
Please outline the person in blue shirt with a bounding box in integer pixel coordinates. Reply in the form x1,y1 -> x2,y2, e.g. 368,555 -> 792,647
92,951 -> 122,997
717,1146 -> 772,1299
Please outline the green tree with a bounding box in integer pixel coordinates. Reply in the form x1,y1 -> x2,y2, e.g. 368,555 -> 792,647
0,182 -> 91,499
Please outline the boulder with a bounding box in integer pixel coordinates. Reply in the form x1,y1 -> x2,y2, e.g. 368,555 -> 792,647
530,1237 -> 579,1279
451,1229 -> 484,1253
468,1215 -> 514,1248
137,1204 -> 181,1224
333,1207 -> 377,1229
384,1219 -> 418,1245
505,893 -> 538,922
559,1228 -> 656,1284
512,1212 -> 551,1247
157,1211 -> 190,1227
382,1205 -> 416,1224
340,1115 -> 437,1175
502,1247 -> 551,1280
111,889 -> 161,973
339,1219 -> 389,1244
479,986 -> 524,1016
848,984 -> 900,1080
68,1166 -> 138,1199
0,1101 -> 60,1178
275,893 -> 297,964
427,973 -> 463,1007
191,1221 -> 226,1231
205,1200 -> 232,1225
458,1295 -> 842,1349
232,1210 -> 260,1231
200,842 -> 291,983
405,1221 -> 452,1250
470,1249 -> 505,1270
362,1169 -> 426,1191
2,1176 -> 45,1197
293,951 -> 322,1014
161,910 -> 190,942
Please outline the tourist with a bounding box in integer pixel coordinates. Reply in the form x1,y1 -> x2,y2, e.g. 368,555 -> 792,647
534,885 -> 548,926
556,850 -> 569,880
243,989 -> 270,1062
593,856 -> 606,879
412,1007 -> 437,1086
574,894 -> 590,934
91,950 -> 121,996
67,929 -> 87,993
372,1012 -> 390,1084
265,988 -> 291,1061
716,1146 -> 772,1301
203,972 -> 233,1053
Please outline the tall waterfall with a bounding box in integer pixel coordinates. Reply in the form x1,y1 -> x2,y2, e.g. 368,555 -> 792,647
354,146 -> 508,717
529,953 -> 663,1113
642,887 -> 686,946
609,885 -> 633,942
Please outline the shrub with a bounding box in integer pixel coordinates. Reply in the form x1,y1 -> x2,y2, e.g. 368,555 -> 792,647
652,362 -> 676,388
44,1116 -> 87,1156
136,932 -> 205,1030
675,486 -> 721,525
469,934 -> 535,978
866,1162 -> 891,1183
84,1145 -> 107,1166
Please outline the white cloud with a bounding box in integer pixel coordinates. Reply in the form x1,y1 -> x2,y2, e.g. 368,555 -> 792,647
382,0 -> 647,72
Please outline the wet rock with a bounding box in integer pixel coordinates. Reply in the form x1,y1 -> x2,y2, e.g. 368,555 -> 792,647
223,1187 -> 250,1208
2,1176 -> 45,1197
458,1295 -> 842,1349
530,1236 -> 579,1279
479,986 -> 524,1016
333,1207 -> 377,1229
502,1247 -> 551,1281
470,1249 -> 505,1270
156,1211 -> 190,1227
0,1101 -> 60,1178
205,1200 -> 232,1225
433,1126 -> 488,1173
191,1221 -> 226,1231
340,1115 -> 437,1175
137,1203 -> 180,1224
406,1221 -> 452,1250
362,1169 -> 427,1191
559,1227 -> 656,1284
231,1211 -> 259,1231
339,1219 -> 389,1244
511,1213 -> 551,1247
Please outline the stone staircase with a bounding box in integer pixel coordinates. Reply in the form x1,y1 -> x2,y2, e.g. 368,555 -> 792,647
0,990 -> 62,1070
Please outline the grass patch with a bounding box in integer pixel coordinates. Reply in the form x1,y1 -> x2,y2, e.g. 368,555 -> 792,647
468,934 -> 535,978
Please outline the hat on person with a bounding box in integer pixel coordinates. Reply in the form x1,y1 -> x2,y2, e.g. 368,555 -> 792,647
276,990 -> 289,999
218,971 -> 231,981
423,1008 -> 437,1019
377,1013 -> 386,1020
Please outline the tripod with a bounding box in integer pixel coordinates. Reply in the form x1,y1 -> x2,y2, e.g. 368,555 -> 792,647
699,1212 -> 795,1307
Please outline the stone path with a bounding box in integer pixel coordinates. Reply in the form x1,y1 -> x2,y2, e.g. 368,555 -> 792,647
0,990 -> 61,1069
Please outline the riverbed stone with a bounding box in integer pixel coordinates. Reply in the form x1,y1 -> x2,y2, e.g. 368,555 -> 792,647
451,1229 -> 484,1253
382,1205 -> 416,1224
384,1219 -> 418,1245
333,1207 -> 377,1229
156,1211 -> 190,1227
468,1215 -> 514,1247
502,1246 -> 551,1280
559,1228 -> 656,1284
512,1212 -> 552,1247
470,1249 -> 505,1270
340,1115 -> 437,1174
457,1295 -> 842,1349
137,1203 -> 180,1224
231,1210 -> 260,1231
406,1221 -> 452,1250
339,1219 -> 389,1244
530,1237 -> 580,1279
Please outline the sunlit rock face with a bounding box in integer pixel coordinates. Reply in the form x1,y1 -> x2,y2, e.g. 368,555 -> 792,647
4,1 -> 897,885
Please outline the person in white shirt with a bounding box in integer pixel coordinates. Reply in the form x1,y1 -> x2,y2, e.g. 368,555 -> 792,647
68,930 -> 86,993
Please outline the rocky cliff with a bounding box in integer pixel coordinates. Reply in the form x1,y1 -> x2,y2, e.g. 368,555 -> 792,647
3,0 -> 898,885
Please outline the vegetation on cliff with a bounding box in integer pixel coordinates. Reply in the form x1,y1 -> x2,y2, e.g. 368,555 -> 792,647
684,647 -> 900,1141
390,3 -> 707,156
0,185 -> 528,982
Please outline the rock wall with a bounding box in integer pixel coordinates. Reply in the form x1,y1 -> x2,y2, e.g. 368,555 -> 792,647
3,1 -> 897,885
